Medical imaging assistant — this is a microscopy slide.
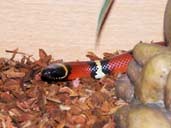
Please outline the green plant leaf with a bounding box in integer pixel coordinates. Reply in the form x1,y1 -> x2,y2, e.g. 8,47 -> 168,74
164,0 -> 171,46
96,0 -> 114,42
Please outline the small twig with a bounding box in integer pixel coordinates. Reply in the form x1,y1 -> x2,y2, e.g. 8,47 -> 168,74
6,48 -> 18,60
5,49 -> 36,61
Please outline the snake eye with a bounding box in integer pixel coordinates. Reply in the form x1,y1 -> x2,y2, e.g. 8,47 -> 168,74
41,64 -> 68,81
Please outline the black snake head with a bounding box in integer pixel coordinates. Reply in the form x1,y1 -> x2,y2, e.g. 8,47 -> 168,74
41,63 -> 69,82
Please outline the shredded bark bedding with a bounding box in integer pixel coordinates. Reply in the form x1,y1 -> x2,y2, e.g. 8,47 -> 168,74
0,49 -> 127,128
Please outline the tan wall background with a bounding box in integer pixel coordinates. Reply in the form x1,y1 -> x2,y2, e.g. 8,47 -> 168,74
0,0 -> 168,61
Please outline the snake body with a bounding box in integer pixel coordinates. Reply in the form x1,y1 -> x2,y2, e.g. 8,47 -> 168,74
41,42 -> 165,82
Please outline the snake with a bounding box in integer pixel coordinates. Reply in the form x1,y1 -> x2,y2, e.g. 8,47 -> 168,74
41,42 -> 165,82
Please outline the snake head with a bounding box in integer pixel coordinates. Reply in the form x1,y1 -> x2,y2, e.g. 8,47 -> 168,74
41,63 -> 69,82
